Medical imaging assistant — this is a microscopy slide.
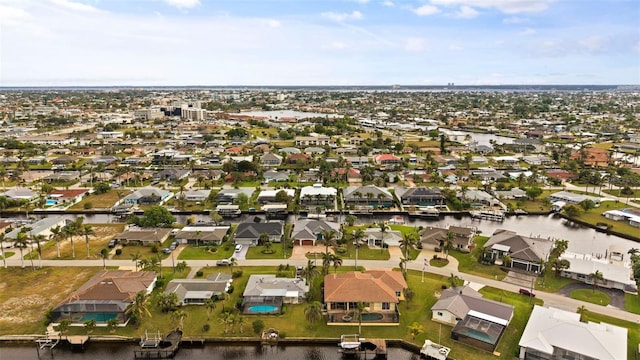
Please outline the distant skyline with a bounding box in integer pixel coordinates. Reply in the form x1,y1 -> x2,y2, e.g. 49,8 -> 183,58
1,0 -> 639,86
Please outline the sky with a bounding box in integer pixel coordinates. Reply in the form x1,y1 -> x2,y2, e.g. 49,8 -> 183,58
0,0 -> 639,86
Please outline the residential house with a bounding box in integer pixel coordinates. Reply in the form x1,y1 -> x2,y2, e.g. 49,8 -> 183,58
299,184 -> 337,208
176,189 -> 211,202
363,227 -> 403,247
215,204 -> 241,217
46,189 -> 90,206
547,191 -> 602,206
234,219 -> 284,245
419,226 -> 475,251
263,170 -> 289,182
460,189 -> 505,209
91,156 -> 119,165
559,252 -> 637,293
215,188 -> 254,204
122,187 -> 173,205
518,306 -> 627,360
374,154 -> 402,167
397,186 -> 446,207
165,273 -> 232,305
432,285 -> 514,352
324,271 -> 407,325
50,270 -> 157,324
113,227 -> 172,246
570,147 -> 611,167
43,171 -> 81,183
1,188 -> 39,202
343,185 -> 394,208
494,188 -> 528,200
260,153 -> 283,167
5,216 -> 67,240
291,219 -> 341,246
174,225 -> 230,246
154,169 -> 191,182
242,274 -> 309,307
286,153 -> 311,165
295,135 -> 331,147
331,168 -> 362,183
483,229 -> 553,273
345,156 -> 371,168
257,189 -> 295,204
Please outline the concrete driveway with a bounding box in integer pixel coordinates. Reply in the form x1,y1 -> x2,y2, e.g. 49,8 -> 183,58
557,283 -> 626,310
233,245 -> 248,260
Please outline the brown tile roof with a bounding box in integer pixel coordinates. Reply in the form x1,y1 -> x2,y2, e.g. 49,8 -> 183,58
63,270 -> 156,304
324,271 -> 407,303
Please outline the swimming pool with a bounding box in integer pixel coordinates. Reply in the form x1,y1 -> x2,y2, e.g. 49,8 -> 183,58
347,312 -> 384,321
246,305 -> 280,314
79,313 -> 119,322
45,199 -> 57,206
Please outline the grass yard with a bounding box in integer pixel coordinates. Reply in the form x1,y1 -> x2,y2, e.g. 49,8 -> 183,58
245,243 -> 291,259
113,239 -> 175,262
602,188 -> 640,198
625,293 -> 640,314
581,309 -> 639,359
177,244 -> 235,260
0,267 -> 101,335
568,201 -> 640,239
535,272 -> 578,292
68,190 -> 129,210
338,243 -> 391,261
570,289 -> 610,306
27,224 -> 125,260
449,236 -> 507,281
430,258 -> 449,267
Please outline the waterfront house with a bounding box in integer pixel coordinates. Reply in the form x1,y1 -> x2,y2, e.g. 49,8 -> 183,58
324,270 -> 407,325
483,229 -> 553,274
1,188 -> 39,202
5,216 -> 68,240
397,186 -> 446,207
122,187 -> 173,205
242,274 -> 309,305
51,270 -> 157,324
518,306 -> 627,360
165,273 -> 232,305
176,189 -> 211,202
299,184 -> 337,208
46,189 -> 90,206
343,185 -> 394,208
113,227 -> 172,246
559,252 -> 637,293
419,225 -> 475,251
257,189 -> 295,204
215,188 -> 255,203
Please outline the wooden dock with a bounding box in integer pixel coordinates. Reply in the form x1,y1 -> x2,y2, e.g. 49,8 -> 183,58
368,339 -> 387,356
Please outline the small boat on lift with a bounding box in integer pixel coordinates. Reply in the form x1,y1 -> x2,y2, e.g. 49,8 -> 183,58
338,334 -> 386,359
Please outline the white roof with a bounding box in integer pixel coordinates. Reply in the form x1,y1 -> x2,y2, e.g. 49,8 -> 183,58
519,306 -> 627,360
560,252 -> 635,286
258,189 -> 295,198
491,244 -> 511,252
468,310 -> 509,326
300,184 -> 337,197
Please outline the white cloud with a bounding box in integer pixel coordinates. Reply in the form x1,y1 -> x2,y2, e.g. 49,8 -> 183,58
413,4 -> 440,16
404,37 -> 427,52
382,0 -> 394,6
49,0 -> 101,12
321,10 -> 363,21
430,0 -> 554,14
163,0 -> 200,9
503,16 -> 528,24
519,28 -> 536,35
453,5 -> 479,18
579,36 -> 603,51
262,19 -> 281,28
325,41 -> 348,50
448,44 -> 463,51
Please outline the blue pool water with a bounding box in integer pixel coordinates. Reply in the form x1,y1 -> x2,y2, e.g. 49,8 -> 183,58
45,200 -> 57,206
247,305 -> 279,313
81,313 -> 118,322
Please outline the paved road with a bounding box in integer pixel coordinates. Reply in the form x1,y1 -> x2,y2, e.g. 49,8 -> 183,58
4,255 -> 640,325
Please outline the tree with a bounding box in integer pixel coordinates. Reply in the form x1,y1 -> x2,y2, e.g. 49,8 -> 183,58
50,225 -> 62,258
220,311 -> 232,334
137,206 -> 176,227
0,233 -> 6,268
126,291 -> 151,326
258,232 -> 270,246
57,319 -> 71,334
378,223 -> 388,247
84,319 -> 96,334
551,258 -> 571,276
319,229 -> 337,257
526,186 -> 543,200
356,301 -> 365,335
107,318 -> 118,333
332,254 -> 343,273
301,259 -> 320,285
443,231 -> 455,260
408,322 -> 424,340
31,233 -> 45,269
229,257 -> 238,274
171,309 -> 188,329
563,204 -> 582,217
81,224 -> 95,259
130,251 -> 142,271
63,221 -> 79,259
156,292 -> 178,312
304,301 -> 323,327
449,273 -> 463,287
576,305 -> 587,322
237,315 -> 245,333
175,260 -> 187,274
345,214 -> 357,227
100,248 -> 110,269
589,270 -> 604,292
252,319 -> 265,335
321,252 -> 332,274
210,211 -> 223,225
13,231 -> 28,269
579,199 -> 596,212
205,298 -> 217,320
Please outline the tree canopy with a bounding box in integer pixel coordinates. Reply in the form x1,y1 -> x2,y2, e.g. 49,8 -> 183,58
136,206 -> 176,227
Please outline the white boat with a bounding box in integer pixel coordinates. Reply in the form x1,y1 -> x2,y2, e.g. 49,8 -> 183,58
338,334 -> 361,351
388,215 -> 405,224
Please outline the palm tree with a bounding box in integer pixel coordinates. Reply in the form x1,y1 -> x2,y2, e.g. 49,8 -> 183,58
332,254 -> 343,273
205,298 -> 217,320
125,291 -> 151,327
64,222 -> 78,259
237,315 -> 245,333
399,256 -> 408,277
356,301 -> 365,335
399,233 -> 414,261
0,233 -> 6,268
81,224 -> 96,259
408,322 -> 424,340
589,270 -> 604,292
321,252 -> 332,274
352,228 -> 364,269
576,305 -> 587,322
443,231 -> 455,260
229,257 -> 238,274
220,311 -> 232,334
319,229 -> 337,257
84,319 -> 96,334
304,301 -> 323,327
301,259 -> 320,285
100,248 -> 110,269
31,234 -> 45,269
13,232 -> 28,268
378,223 -> 387,247
171,309 -> 188,330
50,225 -> 62,258
130,251 -> 142,271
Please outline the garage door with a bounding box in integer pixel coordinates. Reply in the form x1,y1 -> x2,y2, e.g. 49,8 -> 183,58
297,239 -> 315,246
512,261 -> 528,271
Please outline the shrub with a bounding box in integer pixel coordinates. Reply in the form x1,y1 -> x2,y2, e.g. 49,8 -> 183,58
155,277 -> 166,288
441,284 -> 448,289
335,247 -> 347,254
202,324 -> 210,332
252,320 -> 265,335
83,202 -> 93,209
151,245 -> 159,253
223,245 -> 230,251
276,271 -> 288,277
232,270 -> 243,278
279,331 -> 286,339
196,270 -> 204,277
115,249 -> 122,256
226,284 -> 234,294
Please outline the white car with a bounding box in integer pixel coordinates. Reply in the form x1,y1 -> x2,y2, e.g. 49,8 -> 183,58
234,244 -> 243,253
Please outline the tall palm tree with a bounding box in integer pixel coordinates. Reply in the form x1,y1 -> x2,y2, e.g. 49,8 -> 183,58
63,222 -> 78,259
321,252 -> 332,274
356,301 -> 366,335
171,309 -> 188,330
301,259 -> 319,285
205,298 -> 217,320
0,233 -> 6,269
220,311 -> 232,334
332,254 -> 343,273
13,232 -> 28,269
50,225 -> 62,258
100,248 -> 109,269
229,257 -> 238,274
589,270 -> 604,292
352,228 -> 364,269
81,224 -> 96,259
130,251 -> 142,271
319,229 -> 337,257
31,234 -> 45,269
576,305 -> 587,322
304,301 -> 323,327
443,231 -> 455,260
125,291 -> 151,326
378,223 -> 388,247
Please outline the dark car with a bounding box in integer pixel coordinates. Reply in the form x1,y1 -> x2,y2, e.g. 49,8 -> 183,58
108,239 -> 117,248
519,288 -> 535,297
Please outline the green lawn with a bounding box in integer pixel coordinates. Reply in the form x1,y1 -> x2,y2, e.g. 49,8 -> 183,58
581,309 -> 639,359
337,243 -> 391,261
567,201 -> 640,239
502,192 -> 554,212
535,272 -> 578,292
1,251 -> 14,259
570,289 -> 610,306
430,258 -> 449,267
624,293 -> 640,314
448,236 -> 507,280
26,224 -> 125,261
68,189 -> 127,210
245,243 -> 291,259
114,239 -> 175,262
177,245 -> 235,260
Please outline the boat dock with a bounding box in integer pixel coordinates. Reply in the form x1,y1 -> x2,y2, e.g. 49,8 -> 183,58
470,209 -> 505,222
65,335 -> 90,350
134,329 -> 182,359
367,339 -> 387,357
338,334 -> 387,359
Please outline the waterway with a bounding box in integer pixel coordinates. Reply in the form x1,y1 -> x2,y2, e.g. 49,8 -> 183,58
456,131 -> 515,146
0,343 -> 419,360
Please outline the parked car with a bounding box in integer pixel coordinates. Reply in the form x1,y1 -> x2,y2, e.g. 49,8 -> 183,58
216,259 -> 231,266
162,248 -> 172,254
519,288 -> 535,297
107,239 -> 117,248
235,244 -> 243,253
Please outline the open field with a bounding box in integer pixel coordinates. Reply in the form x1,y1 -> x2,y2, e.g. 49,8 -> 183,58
68,190 -> 129,210
27,223 -> 125,260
